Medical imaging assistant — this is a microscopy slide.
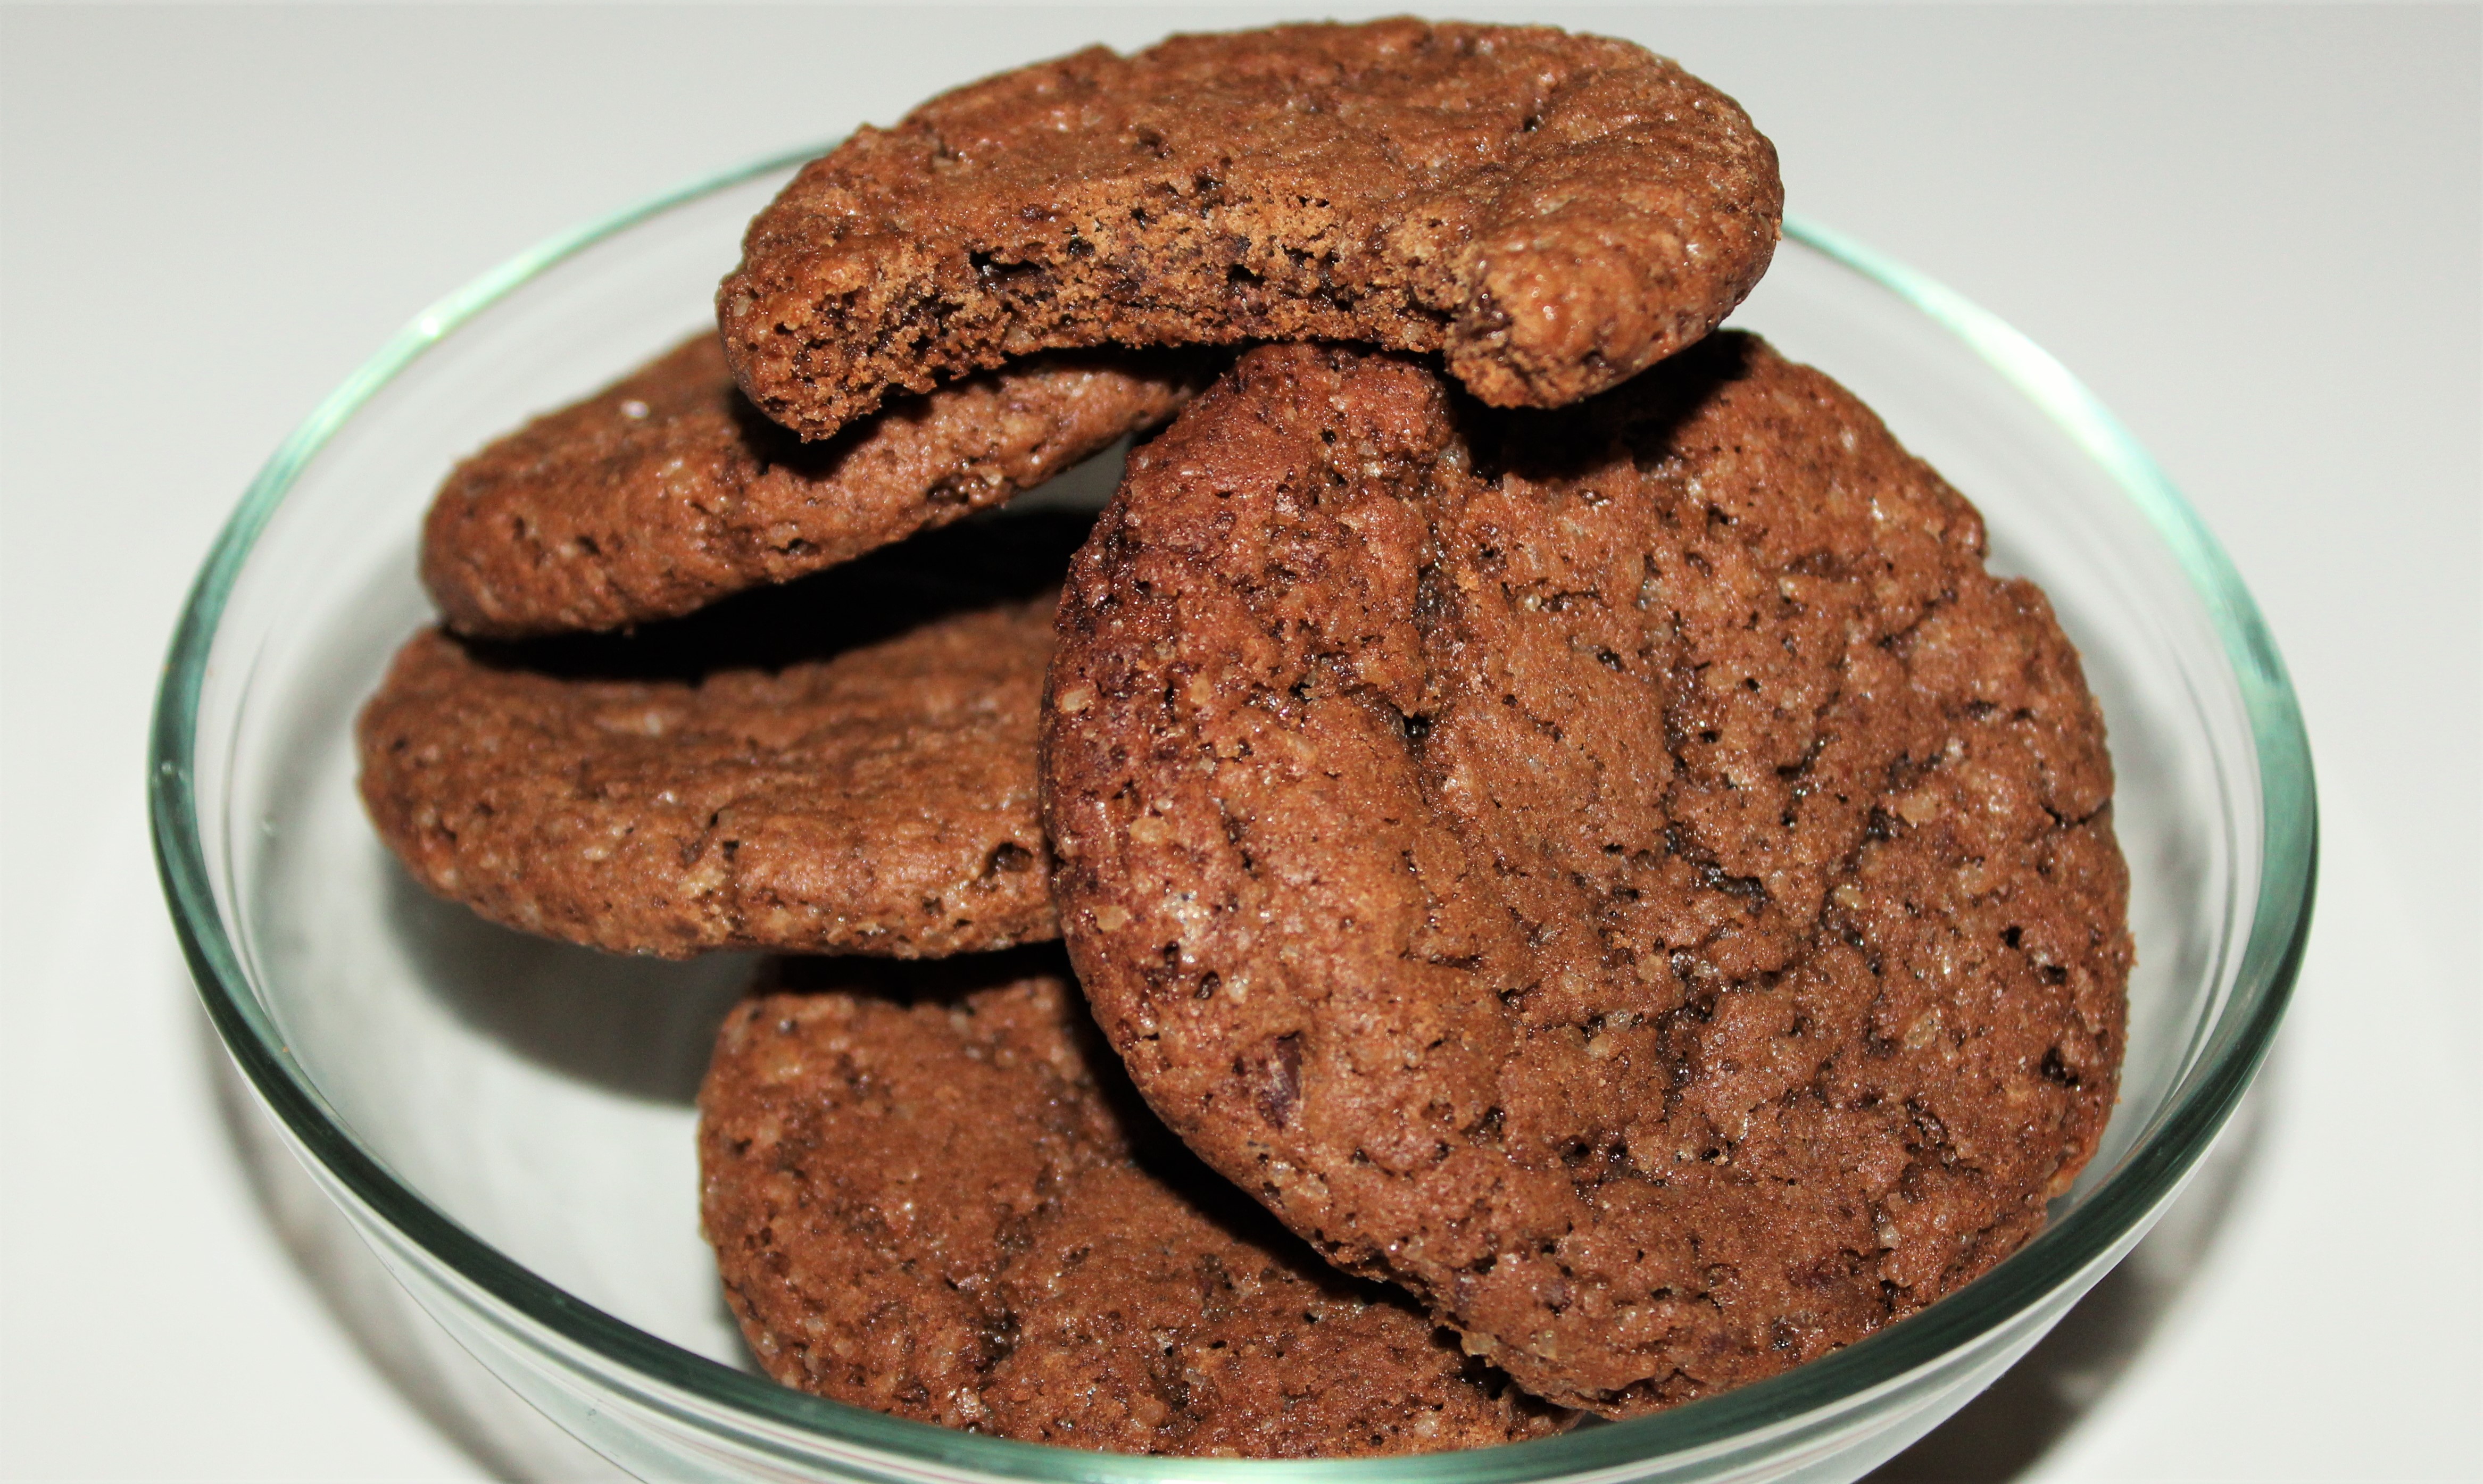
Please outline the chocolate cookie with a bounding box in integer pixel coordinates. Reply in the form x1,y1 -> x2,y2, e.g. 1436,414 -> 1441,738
699,951 -> 1568,1455
423,334 -> 1208,638
1041,339 -> 2131,1413
720,19 -> 1780,439
360,519 -> 1085,958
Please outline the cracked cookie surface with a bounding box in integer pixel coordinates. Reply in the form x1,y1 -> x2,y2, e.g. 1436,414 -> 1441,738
698,951 -> 1568,1455
423,334 -> 1207,638
721,18 -> 1779,439
360,518 -> 1082,958
1041,338 -> 2130,1413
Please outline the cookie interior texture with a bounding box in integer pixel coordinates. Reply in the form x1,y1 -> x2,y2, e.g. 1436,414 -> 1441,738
1042,337 -> 2131,1413
721,18 -> 1780,440
423,334 -> 1210,638
697,949 -> 1570,1455
360,515 -> 1092,958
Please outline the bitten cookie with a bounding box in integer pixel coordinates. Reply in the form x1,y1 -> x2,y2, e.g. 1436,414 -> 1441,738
720,19 -> 1780,439
699,951 -> 1569,1455
1041,339 -> 2131,1413
423,335 -> 1209,638
360,518 -> 1085,958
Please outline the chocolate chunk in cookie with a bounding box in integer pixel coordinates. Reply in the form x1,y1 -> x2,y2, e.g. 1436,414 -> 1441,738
423,334 -> 1209,638
1041,339 -> 2131,1413
699,950 -> 1569,1455
361,517 -> 1087,958
721,19 -> 1780,439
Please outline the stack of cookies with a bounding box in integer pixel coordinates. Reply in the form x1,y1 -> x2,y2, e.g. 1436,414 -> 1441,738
358,18 -> 2131,1458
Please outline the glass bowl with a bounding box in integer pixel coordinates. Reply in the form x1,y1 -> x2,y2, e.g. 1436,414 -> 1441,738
151,147 -> 2313,1484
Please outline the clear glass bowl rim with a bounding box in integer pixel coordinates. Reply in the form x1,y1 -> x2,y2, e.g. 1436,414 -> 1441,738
149,144 -> 2316,1482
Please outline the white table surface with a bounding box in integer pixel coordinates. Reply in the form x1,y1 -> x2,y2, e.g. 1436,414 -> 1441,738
2,5 -> 2475,1480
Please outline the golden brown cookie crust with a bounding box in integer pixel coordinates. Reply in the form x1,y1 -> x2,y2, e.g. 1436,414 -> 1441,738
720,19 -> 1780,439
1041,339 -> 2131,1413
422,335 -> 1208,638
698,952 -> 1569,1455
361,520 -> 1085,958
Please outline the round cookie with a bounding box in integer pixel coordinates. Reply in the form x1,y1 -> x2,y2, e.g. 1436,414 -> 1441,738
699,951 -> 1569,1455
361,518 -> 1085,958
720,19 -> 1780,439
1041,339 -> 2131,1413
423,334 -> 1210,638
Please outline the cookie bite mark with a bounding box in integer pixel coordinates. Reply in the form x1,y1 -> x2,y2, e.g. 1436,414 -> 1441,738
423,334 -> 1212,638
697,950 -> 1570,1454
720,19 -> 1780,438
1040,338 -> 2130,1414
361,518 -> 1085,958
